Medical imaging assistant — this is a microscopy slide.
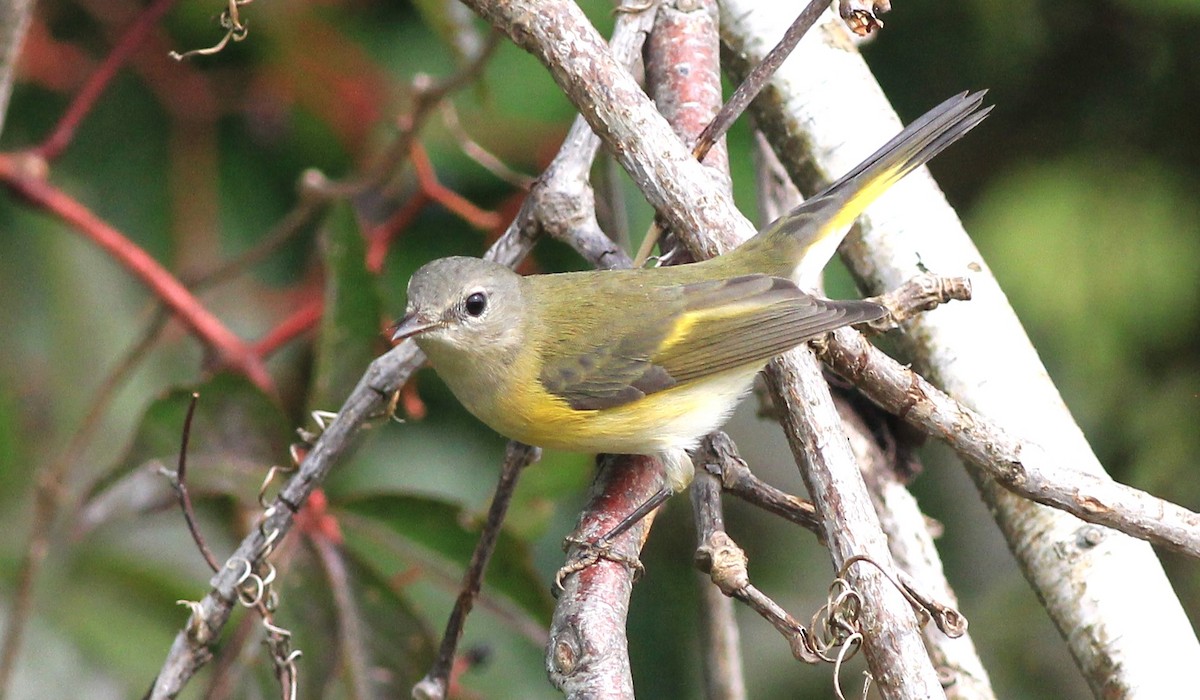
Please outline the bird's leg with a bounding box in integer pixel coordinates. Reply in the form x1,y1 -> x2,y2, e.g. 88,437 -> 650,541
555,450 -> 693,591
556,486 -> 668,592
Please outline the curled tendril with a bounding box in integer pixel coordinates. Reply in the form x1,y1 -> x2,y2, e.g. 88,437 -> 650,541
169,0 -> 254,61
831,632 -> 866,700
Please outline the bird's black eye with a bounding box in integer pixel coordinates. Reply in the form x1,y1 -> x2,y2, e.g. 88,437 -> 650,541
464,291 -> 487,317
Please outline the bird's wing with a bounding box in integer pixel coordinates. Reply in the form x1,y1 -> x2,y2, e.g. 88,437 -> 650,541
537,274 -> 884,411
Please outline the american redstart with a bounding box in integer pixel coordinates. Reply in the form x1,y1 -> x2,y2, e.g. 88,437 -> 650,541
393,91 -> 989,494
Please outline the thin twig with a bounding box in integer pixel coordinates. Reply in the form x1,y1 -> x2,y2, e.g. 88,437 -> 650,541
366,190 -> 430,273
699,431 -> 822,535
690,466 -> 748,700
439,101 -> 535,190
409,142 -> 502,230
166,392 -> 222,573
692,0 -> 827,163
311,536 -> 373,700
331,32 -> 502,198
413,442 -> 540,700
690,463 -> 815,663
250,296 -> 324,358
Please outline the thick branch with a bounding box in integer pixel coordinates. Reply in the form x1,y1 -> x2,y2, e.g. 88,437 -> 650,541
547,455 -> 663,698
836,396 -> 996,699
718,2 -> 1200,694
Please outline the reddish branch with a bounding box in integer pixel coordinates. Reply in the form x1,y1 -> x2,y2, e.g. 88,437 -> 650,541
366,190 -> 429,273
35,0 -> 178,161
251,296 -> 324,358
0,153 -> 273,391
409,142 -> 501,230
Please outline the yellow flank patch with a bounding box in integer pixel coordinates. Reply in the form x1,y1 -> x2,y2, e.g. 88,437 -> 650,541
496,364 -> 760,455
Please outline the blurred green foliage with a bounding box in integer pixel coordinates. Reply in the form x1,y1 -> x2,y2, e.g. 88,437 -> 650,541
0,0 -> 1196,698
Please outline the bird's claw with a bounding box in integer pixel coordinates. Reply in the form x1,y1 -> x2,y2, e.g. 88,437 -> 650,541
553,535 -> 645,595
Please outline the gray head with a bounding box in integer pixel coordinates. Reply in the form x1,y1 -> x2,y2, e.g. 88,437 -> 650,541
391,256 -> 525,354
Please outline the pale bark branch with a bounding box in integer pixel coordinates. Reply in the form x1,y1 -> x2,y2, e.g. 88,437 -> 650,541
0,0 -> 32,139
753,114 -> 946,698
718,2 -> 1200,695
818,329 -> 1200,559
836,397 -> 997,700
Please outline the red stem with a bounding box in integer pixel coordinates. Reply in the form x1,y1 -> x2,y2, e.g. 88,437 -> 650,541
35,0 -> 179,162
366,190 -> 429,274
410,143 -> 501,231
251,296 -> 324,358
0,154 -> 273,391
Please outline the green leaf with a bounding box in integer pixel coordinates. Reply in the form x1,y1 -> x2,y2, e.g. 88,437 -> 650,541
341,546 -> 440,692
78,373 -> 292,534
308,201 -> 384,412
338,494 -> 554,625
52,545 -> 205,686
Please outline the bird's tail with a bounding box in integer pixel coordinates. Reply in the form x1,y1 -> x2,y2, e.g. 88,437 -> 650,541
742,91 -> 991,283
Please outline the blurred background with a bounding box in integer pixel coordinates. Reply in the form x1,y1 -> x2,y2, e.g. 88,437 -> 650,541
0,0 -> 1196,698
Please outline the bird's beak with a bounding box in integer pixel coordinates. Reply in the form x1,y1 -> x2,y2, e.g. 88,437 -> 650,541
390,312 -> 441,342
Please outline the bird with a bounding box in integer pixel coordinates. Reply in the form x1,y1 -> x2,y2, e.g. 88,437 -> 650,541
391,91 -> 989,503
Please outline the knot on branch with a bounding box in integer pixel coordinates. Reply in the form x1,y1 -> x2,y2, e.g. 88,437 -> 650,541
695,531 -> 749,595
868,272 -> 973,331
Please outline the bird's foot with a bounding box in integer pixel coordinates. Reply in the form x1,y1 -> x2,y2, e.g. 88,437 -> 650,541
554,535 -> 645,594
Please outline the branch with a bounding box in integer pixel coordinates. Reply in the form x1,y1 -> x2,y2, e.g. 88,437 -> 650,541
0,0 -> 32,140
547,455 -> 663,698
718,1 -> 1200,693
311,535 -> 373,700
165,392 -> 222,573
700,431 -> 820,534
689,467 -> 748,700
145,6 -> 657,696
414,442 -> 540,700
818,329 -> 1200,559
34,0 -> 178,161
0,154 -> 273,391
763,351 -> 945,697
835,391 -> 996,699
